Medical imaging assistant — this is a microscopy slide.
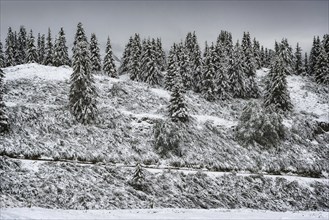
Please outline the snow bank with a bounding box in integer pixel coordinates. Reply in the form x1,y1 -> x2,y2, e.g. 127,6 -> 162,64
1,208 -> 327,220
287,75 -> 329,122
3,63 -> 72,81
193,114 -> 237,128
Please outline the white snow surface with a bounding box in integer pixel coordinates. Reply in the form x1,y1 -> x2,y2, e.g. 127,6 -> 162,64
3,63 -> 72,81
287,75 -> 329,122
1,208 -> 328,220
193,114 -> 237,128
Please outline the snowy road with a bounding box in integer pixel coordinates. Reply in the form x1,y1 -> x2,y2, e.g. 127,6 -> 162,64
1,207 -> 328,219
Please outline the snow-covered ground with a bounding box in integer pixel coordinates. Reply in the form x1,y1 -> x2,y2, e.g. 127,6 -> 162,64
1,208 -> 328,220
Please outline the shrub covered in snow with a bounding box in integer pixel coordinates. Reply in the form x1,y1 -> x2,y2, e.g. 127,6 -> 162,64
235,101 -> 285,148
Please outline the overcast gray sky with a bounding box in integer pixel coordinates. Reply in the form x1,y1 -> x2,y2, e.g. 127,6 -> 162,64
1,0 -> 328,56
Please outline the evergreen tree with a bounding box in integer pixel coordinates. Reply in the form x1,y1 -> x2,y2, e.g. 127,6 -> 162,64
17,26 -> 27,64
119,36 -> 133,74
156,38 -> 166,71
140,39 -> 161,85
103,37 -> 117,78
201,45 -> 217,101
89,33 -> 101,72
253,38 -> 261,69
129,33 -> 142,81
281,38 -> 294,75
241,32 -> 256,77
294,43 -> 303,75
309,36 -> 321,75
38,34 -> 45,64
26,30 -> 38,63
13,32 -> 20,65
315,45 -> 329,84
260,46 -> 266,68
72,22 -> 87,51
0,43 -> 5,68
53,28 -> 70,67
43,28 -> 53,65
304,52 -> 309,75
5,27 -> 16,67
264,42 -> 293,112
241,32 -> 259,98
69,23 -> 98,125
168,73 -> 189,123
37,33 -> 42,63
322,34 -> 329,54
178,46 -> 193,90
228,41 -> 246,98
0,69 -> 9,133
165,44 -> 178,91
203,41 -> 209,58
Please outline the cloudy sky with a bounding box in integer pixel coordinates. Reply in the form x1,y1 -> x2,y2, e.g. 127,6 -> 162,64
1,0 -> 328,56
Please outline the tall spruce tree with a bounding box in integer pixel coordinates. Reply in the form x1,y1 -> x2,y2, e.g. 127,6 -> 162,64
0,43 -> 5,68
5,27 -> 16,67
281,38 -> 294,75
178,45 -> 193,90
201,45 -> 217,101
253,38 -> 261,69
165,44 -> 178,91
89,33 -> 101,72
38,34 -> 45,64
304,52 -> 309,75
119,36 -> 133,74
294,43 -> 303,75
43,28 -> 53,65
53,28 -> 70,67
140,39 -> 161,85
168,72 -> 189,123
69,23 -> 98,124
0,69 -> 9,133
228,41 -> 246,98
103,37 -> 117,78
17,26 -> 27,64
322,34 -> 329,54
26,30 -> 38,63
13,32 -> 20,65
260,46 -> 266,68
129,33 -> 142,81
156,38 -> 166,71
315,45 -> 329,84
36,33 -> 42,64
309,36 -> 321,75
264,42 -> 293,112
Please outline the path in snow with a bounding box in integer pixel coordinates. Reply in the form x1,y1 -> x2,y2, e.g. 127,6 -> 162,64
1,207 -> 328,220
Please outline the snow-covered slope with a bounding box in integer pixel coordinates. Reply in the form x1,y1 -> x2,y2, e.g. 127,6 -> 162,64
1,64 -> 328,176
0,64 -> 328,211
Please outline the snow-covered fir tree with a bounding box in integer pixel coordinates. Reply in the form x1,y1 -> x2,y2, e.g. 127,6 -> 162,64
89,33 -> 101,72
241,32 -> 259,98
184,32 -> 203,92
203,41 -> 209,59
315,45 -> 329,85
294,43 -> 303,75
214,42 -> 230,100
165,44 -> 178,91
43,28 -> 53,66
322,34 -> 329,54
0,69 -> 9,133
178,45 -> 193,90
69,23 -> 98,125
309,36 -> 321,75
129,33 -> 142,81
36,33 -> 42,64
17,26 -> 27,64
260,46 -> 266,68
168,73 -> 189,123
13,32 -> 20,65
103,37 -> 117,78
72,22 -> 87,51
156,38 -> 166,71
241,32 -> 256,77
0,43 -> 5,68
281,38 -> 294,75
201,45 -> 217,101
37,34 -> 45,65
228,41 -> 246,98
119,36 -> 133,75
26,30 -> 38,63
5,27 -> 16,67
253,38 -> 261,69
264,42 -> 293,112
304,52 -> 309,75
53,28 -> 70,67
140,39 -> 161,85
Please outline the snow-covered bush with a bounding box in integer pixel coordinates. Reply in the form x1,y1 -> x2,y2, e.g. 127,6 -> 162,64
153,120 -> 181,157
235,101 -> 284,148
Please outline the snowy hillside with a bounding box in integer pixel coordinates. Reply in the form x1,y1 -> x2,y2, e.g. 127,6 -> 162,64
0,64 -> 328,211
